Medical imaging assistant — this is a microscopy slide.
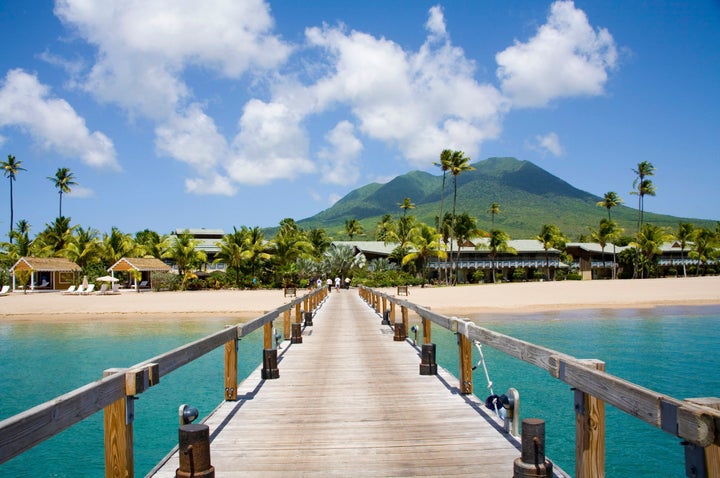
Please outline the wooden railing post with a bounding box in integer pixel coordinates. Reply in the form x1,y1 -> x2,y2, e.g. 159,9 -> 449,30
103,368 -> 134,478
224,331 -> 238,401
575,359 -> 606,478
283,309 -> 291,340
685,397 -> 720,477
458,331 -> 473,395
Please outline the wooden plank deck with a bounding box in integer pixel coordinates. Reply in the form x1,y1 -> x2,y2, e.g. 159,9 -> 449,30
150,290 -> 529,477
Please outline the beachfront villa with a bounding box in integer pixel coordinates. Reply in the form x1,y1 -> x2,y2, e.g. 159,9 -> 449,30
9,257 -> 81,291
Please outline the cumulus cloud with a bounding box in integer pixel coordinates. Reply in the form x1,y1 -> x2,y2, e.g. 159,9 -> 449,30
530,132 -> 564,157
0,69 -> 118,169
496,0 -> 618,107
317,121 -> 363,185
54,0 -> 292,118
304,7 -> 508,168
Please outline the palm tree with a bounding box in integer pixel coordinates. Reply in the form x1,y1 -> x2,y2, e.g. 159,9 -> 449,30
689,228 -> 718,276
433,149 -> 453,230
344,218 -> 364,240
631,161 -> 655,231
675,223 -> 695,278
487,202 -> 501,226
164,231 -> 207,285
48,167 -> 77,218
486,229 -> 515,284
374,214 -> 395,242
535,224 -> 567,281
448,150 -> 475,284
597,191 -> 622,221
402,223 -> 446,283
215,227 -> 249,288
398,197 -> 415,217
631,223 -> 672,278
1,154 -> 26,243
452,212 -> 484,282
64,226 -> 102,273
589,219 -> 620,279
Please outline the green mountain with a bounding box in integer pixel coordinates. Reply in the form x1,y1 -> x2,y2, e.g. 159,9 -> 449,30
297,157 -> 716,240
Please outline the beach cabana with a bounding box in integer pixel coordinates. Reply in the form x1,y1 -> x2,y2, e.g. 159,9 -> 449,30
10,257 -> 81,291
108,257 -> 171,290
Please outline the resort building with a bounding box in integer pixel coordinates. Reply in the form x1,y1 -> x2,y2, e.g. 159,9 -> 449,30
9,257 -> 81,291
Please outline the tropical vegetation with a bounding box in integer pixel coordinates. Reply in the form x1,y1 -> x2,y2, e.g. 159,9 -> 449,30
0,153 -> 718,290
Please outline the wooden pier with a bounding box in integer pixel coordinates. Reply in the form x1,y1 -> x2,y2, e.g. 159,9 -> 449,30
150,290 -> 527,477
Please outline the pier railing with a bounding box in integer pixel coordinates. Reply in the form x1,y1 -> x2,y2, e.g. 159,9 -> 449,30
359,286 -> 720,478
0,287 -> 328,476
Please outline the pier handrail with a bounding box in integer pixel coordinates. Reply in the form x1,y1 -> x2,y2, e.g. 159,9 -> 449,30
0,287 -> 326,467
359,286 -> 720,471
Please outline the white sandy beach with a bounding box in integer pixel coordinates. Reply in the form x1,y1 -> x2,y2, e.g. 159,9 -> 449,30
1,276 -> 719,323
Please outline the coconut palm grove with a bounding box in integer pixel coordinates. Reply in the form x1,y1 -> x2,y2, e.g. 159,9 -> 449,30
1,151 -> 718,291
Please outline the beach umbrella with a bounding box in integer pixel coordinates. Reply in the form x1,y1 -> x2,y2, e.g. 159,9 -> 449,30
96,275 -> 119,282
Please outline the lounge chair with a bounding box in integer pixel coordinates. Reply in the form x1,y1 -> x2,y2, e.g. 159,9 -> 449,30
82,284 -> 95,295
62,285 -> 76,295
0,285 -> 10,296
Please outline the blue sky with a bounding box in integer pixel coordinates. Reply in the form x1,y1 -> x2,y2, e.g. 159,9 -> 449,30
1,0 -> 718,238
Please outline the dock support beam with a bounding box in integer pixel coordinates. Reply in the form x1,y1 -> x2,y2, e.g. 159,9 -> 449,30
575,359 -> 606,478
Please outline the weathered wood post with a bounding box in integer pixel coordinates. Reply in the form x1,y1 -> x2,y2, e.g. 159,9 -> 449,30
103,365 -> 157,478
103,368 -> 134,478
419,316 -> 437,375
261,322 -> 279,379
283,309 -> 291,340
575,359 -> 606,478
684,397 -> 720,477
224,329 -> 238,401
454,319 -> 473,395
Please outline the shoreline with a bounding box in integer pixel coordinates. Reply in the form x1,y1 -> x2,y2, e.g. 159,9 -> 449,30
1,276 -> 719,323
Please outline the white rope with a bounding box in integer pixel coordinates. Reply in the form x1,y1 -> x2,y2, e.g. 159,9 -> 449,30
473,340 -> 501,418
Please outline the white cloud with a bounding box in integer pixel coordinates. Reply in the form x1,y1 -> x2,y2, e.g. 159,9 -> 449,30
317,121 -> 363,185
304,7 -> 509,168
155,104 -> 228,170
530,132 -> 564,157
54,0 -> 292,118
0,69 -> 118,169
225,99 -> 316,185
496,0 -> 618,107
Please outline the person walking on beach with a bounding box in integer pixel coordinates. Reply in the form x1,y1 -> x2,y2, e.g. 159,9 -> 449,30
326,277 -> 332,293
334,276 -> 341,291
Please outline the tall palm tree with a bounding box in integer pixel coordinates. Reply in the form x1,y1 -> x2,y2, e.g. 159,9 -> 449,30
1,155 -> 26,243
675,222 -> 695,278
48,167 -> 77,218
631,161 -> 655,231
597,191 -> 622,221
486,229 -> 515,284
448,150 -> 474,284
398,197 -> 415,217
535,224 -> 567,281
487,202 -> 501,226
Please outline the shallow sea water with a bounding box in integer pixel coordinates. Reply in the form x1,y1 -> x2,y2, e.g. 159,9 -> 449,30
1,305 -> 719,476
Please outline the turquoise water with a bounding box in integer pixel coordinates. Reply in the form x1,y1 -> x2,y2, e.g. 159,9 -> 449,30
1,306 -> 719,477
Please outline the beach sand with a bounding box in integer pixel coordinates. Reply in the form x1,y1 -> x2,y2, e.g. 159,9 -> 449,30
1,276 -> 719,323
